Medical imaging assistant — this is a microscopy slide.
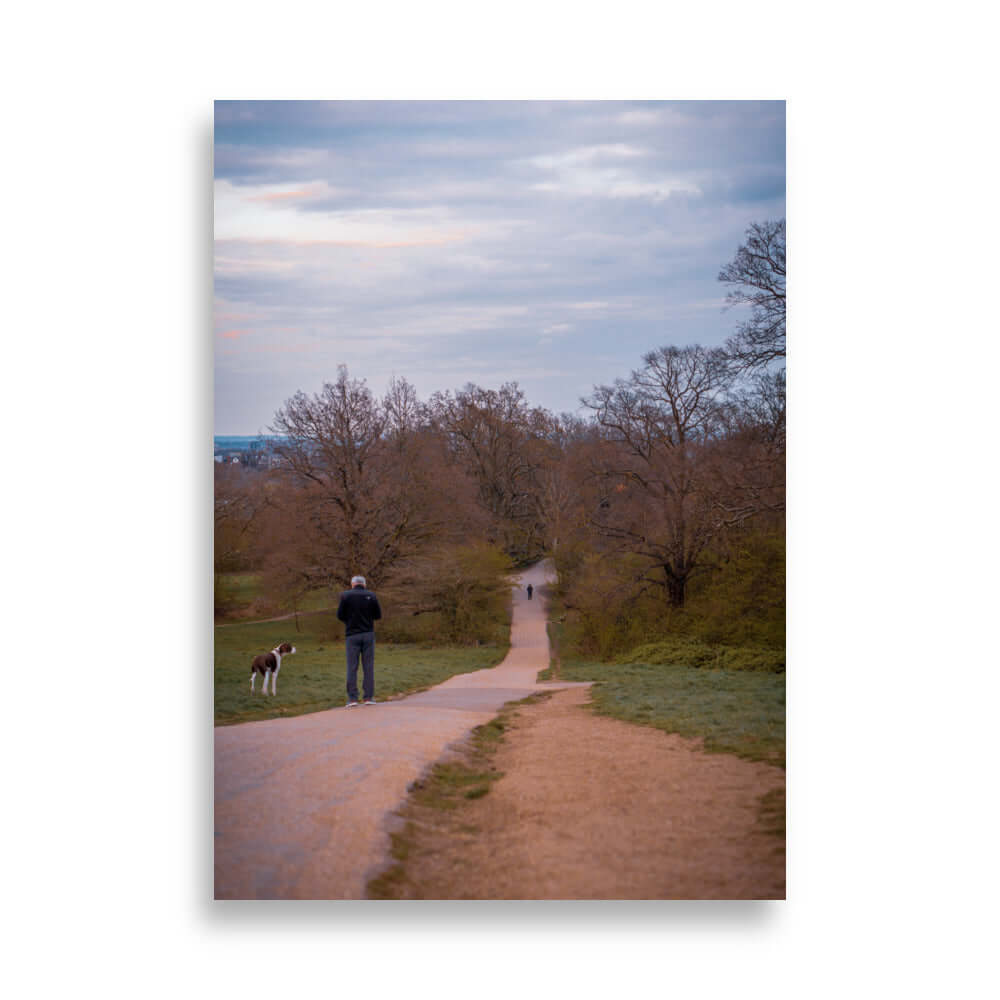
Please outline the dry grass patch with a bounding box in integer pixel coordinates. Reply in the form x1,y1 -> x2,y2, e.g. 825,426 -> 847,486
366,693 -> 553,899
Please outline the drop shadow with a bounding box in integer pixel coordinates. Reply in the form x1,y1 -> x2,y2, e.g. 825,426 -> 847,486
196,896 -> 781,931
199,107 -> 217,913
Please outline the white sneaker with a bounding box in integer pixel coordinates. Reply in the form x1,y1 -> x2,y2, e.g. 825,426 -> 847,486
364,699 -> 377,706
346,701 -> 359,708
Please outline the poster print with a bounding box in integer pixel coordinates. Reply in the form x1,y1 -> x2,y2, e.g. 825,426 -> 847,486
214,101 -> 785,900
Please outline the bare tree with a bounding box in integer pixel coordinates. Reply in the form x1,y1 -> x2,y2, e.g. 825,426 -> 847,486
383,374 -> 425,446
429,382 -> 549,559
718,219 -> 786,372
268,366 -> 436,589
705,368 -> 786,528
214,464 -> 267,573
535,414 -> 598,555
583,345 -> 736,607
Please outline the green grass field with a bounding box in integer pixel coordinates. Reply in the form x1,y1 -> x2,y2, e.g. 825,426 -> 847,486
542,652 -> 782,770
215,611 -> 509,725
215,572 -> 334,622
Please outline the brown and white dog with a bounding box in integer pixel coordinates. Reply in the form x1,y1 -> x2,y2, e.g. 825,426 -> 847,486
250,642 -> 296,696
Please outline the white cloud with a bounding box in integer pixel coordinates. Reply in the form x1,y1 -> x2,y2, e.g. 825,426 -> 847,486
526,144 -> 645,171
523,145 -> 699,202
618,110 -> 662,126
213,254 -> 297,276
241,180 -> 350,204
375,304 -> 531,340
531,168 -> 700,201
214,179 -> 469,246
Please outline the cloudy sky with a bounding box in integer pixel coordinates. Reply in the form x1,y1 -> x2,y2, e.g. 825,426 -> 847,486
214,100 -> 785,434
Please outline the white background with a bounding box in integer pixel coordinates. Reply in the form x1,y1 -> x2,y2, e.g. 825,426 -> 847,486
4,2 -> 998,997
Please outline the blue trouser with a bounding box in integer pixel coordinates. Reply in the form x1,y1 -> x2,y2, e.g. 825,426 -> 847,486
345,631 -> 375,701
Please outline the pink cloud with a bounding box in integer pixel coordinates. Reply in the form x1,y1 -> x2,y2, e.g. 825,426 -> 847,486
215,235 -> 465,250
245,189 -> 315,203
219,329 -> 252,340
243,343 -> 315,355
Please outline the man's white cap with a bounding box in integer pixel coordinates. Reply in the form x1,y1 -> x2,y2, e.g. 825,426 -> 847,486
351,575 -> 366,587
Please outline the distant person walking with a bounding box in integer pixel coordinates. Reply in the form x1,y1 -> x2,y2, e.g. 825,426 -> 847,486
337,575 -> 382,707
526,584 -> 533,600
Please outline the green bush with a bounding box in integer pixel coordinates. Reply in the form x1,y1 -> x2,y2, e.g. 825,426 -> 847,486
374,543 -> 514,647
682,527 -> 785,648
616,637 -> 784,673
553,525 -> 785,663
372,610 -> 445,645
418,543 -> 514,645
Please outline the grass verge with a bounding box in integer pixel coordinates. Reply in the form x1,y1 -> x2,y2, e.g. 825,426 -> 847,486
367,693 -> 552,899
553,658 -> 785,768
537,586 -> 565,682
214,612 -> 509,726
539,588 -> 781,766
214,571 -> 333,622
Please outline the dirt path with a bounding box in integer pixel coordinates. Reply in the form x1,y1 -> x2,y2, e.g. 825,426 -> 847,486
214,561 -> 583,899
380,687 -> 785,899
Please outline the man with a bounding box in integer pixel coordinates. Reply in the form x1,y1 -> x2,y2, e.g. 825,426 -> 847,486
526,583 -> 533,600
336,574 -> 382,707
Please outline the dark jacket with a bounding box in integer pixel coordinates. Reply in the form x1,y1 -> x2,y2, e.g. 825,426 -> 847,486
337,586 -> 383,636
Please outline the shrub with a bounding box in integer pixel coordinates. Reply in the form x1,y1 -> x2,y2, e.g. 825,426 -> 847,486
554,524 -> 785,661
378,543 -> 514,646
616,637 -> 784,673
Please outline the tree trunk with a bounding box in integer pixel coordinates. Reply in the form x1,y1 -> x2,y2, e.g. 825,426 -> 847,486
666,574 -> 686,608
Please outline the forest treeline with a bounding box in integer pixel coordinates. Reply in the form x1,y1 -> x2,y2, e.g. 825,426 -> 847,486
215,220 -> 785,662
